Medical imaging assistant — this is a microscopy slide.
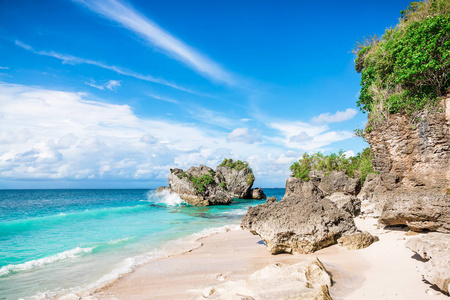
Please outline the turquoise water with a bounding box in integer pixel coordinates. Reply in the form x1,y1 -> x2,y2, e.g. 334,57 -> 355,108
0,188 -> 284,299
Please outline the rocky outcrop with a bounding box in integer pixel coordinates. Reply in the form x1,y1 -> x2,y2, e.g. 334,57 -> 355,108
379,190 -> 450,233
406,233 -> 450,294
337,231 -> 379,250
327,192 -> 361,217
250,188 -> 266,200
165,161 -> 263,206
155,186 -> 169,193
241,195 -> 356,254
364,96 -> 450,228
318,171 -> 361,196
199,258 -> 333,299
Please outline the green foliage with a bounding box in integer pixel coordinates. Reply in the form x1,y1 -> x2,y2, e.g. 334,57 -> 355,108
355,0 -> 450,117
246,173 -> 255,185
178,171 -> 215,194
446,187 -> 450,195
289,148 -> 374,184
219,182 -> 227,190
219,158 -> 252,172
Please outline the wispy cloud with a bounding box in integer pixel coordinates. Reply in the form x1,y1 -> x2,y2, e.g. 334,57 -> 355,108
311,108 -> 357,124
147,94 -> 179,104
227,127 -> 261,144
73,0 -> 236,85
15,40 -> 194,93
0,67 -> 9,70
85,79 -> 121,90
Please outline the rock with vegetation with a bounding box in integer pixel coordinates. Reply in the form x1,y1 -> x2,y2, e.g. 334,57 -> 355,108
165,159 -> 263,206
241,195 -> 356,254
215,159 -> 255,199
406,232 -> 450,294
354,1 -> 450,227
338,231 -> 379,250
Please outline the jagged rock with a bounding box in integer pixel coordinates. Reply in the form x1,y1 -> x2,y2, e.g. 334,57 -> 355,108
250,188 -> 266,200
318,171 -> 361,196
283,177 -> 323,200
378,190 -> 450,233
338,231 -> 379,250
327,192 -> 361,217
215,165 -> 254,199
167,161 -> 263,206
168,166 -> 232,206
266,196 -> 277,203
364,97 -> 450,227
197,258 -> 332,300
406,233 -> 450,294
241,195 -> 356,254
155,186 -> 169,193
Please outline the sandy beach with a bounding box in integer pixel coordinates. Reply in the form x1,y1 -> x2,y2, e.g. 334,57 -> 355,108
92,217 -> 448,300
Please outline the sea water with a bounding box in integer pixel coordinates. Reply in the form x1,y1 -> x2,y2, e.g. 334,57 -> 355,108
0,188 -> 285,299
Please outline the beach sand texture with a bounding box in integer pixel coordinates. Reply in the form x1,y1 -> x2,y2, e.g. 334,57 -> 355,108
94,217 -> 448,300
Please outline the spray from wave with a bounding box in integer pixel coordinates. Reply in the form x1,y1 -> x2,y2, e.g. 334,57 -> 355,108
147,189 -> 185,206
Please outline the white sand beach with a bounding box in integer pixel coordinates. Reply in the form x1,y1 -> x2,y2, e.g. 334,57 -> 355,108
92,217 -> 448,300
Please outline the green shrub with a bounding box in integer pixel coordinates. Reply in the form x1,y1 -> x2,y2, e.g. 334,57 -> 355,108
354,0 -> 450,117
177,171 -> 215,194
219,158 -> 252,172
246,173 -> 255,185
289,148 -> 374,184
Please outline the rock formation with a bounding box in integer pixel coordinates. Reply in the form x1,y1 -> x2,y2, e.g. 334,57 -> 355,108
241,195 -> 356,254
337,231 -> 379,250
363,96 -> 450,231
406,233 -> 450,294
198,258 -> 333,299
162,160 -> 265,206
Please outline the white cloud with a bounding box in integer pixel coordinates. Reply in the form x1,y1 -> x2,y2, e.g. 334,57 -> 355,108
311,108 -> 357,124
73,0 -> 236,85
227,127 -> 261,144
85,79 -> 121,90
15,40 -> 192,93
268,120 -> 353,151
240,118 -> 252,122
0,67 -> 9,70
147,94 -> 178,104
188,107 -> 236,129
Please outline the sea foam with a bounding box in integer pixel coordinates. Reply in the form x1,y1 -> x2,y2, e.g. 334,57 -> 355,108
0,247 -> 94,277
147,189 -> 185,206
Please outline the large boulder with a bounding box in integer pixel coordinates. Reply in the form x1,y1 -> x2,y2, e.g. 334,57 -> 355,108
165,160 -> 263,206
318,171 -> 361,196
327,192 -> 361,217
378,190 -> 450,233
216,165 -> 254,199
241,195 -> 356,254
337,231 -> 379,250
168,166 -> 232,206
283,176 -> 323,200
406,233 -> 450,294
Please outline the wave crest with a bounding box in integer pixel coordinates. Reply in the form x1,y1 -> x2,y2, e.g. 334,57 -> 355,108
147,189 -> 185,206
0,247 -> 94,277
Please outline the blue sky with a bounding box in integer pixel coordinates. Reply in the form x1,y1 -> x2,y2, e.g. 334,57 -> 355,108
0,0 -> 411,188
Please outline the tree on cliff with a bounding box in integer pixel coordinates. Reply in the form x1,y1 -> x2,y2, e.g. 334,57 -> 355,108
354,0 -> 450,118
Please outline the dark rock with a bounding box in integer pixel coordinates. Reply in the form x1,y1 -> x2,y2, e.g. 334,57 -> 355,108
241,195 -> 356,254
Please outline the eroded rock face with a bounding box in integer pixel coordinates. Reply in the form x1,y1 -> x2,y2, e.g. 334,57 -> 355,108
318,171 -> 361,196
406,233 -> 450,294
338,231 -> 379,250
364,97 -> 450,229
241,195 -> 356,254
166,163 -> 262,206
198,258 -> 333,300
378,190 -> 450,233
327,192 -> 361,217
168,166 -> 232,206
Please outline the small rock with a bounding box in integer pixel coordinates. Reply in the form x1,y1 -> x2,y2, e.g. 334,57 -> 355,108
337,231 -> 379,250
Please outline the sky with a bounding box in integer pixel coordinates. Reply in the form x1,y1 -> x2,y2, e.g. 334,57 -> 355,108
0,0 -> 412,189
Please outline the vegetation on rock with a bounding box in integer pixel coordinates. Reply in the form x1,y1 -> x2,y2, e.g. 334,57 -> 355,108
177,171 -> 215,194
354,0 -> 450,119
289,148 -> 374,184
219,158 -> 252,172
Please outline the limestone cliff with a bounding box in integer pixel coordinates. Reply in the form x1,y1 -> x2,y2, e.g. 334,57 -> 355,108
364,96 -> 450,232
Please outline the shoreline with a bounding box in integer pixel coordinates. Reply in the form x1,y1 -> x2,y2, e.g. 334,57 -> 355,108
88,217 -> 447,300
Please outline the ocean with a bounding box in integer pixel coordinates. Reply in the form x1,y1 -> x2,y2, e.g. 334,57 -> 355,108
0,188 -> 285,299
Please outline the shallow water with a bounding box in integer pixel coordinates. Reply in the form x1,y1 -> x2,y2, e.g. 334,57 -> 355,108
0,188 -> 284,299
